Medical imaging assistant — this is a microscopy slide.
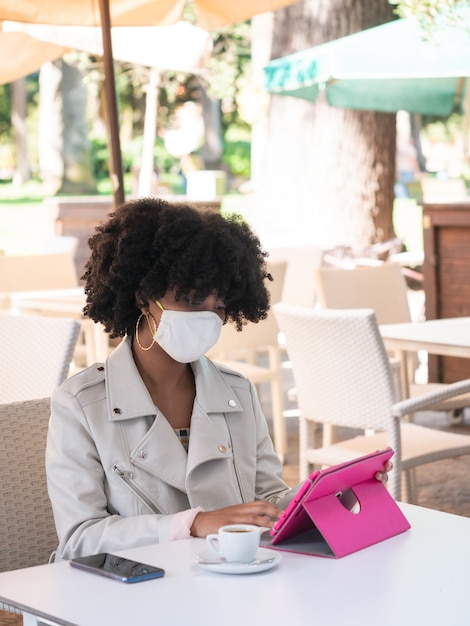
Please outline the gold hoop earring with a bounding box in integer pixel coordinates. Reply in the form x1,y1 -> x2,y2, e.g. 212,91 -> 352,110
135,312 -> 156,351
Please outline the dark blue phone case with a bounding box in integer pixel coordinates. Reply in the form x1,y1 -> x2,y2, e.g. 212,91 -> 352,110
69,553 -> 165,583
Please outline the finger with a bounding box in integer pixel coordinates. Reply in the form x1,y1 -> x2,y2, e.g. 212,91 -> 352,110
238,510 -> 281,527
244,501 -> 283,519
231,503 -> 282,527
375,470 -> 388,483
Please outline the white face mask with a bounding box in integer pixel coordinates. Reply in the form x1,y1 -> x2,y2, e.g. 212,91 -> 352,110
154,308 -> 222,363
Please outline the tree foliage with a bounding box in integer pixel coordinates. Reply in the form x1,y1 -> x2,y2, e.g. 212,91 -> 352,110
390,0 -> 470,31
0,85 -> 12,140
206,22 -> 252,131
0,75 -> 39,143
2,20 -> 253,185
391,0 -> 470,170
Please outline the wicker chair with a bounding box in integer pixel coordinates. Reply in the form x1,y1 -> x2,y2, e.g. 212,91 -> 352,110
0,398 -> 57,617
273,303 -> 470,502
0,313 -> 80,403
0,246 -> 106,369
206,260 -> 288,461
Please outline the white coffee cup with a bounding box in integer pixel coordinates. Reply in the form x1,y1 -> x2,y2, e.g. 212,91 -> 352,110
206,524 -> 262,563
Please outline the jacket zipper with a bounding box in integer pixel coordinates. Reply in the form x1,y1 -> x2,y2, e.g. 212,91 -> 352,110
225,431 -> 247,502
112,464 -> 162,514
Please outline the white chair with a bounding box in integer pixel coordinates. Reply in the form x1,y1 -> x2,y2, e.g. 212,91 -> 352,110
0,248 -> 109,368
0,313 -> 80,403
206,260 -> 288,461
0,249 -> 79,300
273,302 -> 470,502
0,397 -> 57,618
261,238 -> 323,306
313,263 -> 412,324
312,263 -> 470,421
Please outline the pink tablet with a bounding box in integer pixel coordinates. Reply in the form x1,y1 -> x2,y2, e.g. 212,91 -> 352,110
268,448 -> 410,558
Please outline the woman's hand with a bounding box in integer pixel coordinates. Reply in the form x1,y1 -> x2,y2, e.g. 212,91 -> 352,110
191,460 -> 393,537
190,501 -> 283,538
375,460 -> 393,484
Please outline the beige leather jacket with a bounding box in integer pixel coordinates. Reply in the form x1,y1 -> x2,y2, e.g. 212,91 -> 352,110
47,337 -> 290,560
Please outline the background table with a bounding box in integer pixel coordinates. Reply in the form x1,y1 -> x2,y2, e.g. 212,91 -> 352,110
1,503 -> 469,626
380,316 -> 470,359
380,316 -> 470,393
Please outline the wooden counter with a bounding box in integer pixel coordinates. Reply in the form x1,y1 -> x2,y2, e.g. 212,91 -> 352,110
422,199 -> 470,382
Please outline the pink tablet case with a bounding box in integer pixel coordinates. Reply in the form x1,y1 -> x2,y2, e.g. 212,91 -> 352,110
267,448 -> 410,558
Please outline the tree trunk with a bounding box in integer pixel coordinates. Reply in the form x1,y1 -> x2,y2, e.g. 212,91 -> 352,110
256,0 -> 397,249
11,78 -> 31,185
199,83 -> 223,169
137,67 -> 160,197
38,60 -> 63,193
58,59 -> 97,195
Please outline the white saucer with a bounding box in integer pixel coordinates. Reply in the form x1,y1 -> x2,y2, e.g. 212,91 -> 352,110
194,548 -> 281,575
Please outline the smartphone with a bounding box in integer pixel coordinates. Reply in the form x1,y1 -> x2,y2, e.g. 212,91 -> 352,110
69,553 -> 165,583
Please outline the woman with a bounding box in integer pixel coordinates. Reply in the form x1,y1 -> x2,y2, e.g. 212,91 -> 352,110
47,197 -> 389,560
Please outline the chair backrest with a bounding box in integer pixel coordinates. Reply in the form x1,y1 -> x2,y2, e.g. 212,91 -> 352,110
0,250 -> 79,295
1,235 -> 79,257
207,260 -> 287,356
272,303 -> 401,451
313,263 -> 412,324
0,398 -> 58,571
266,243 -> 323,306
0,313 -> 81,403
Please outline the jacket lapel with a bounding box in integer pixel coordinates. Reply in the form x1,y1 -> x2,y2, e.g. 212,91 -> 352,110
130,359 -> 243,487
105,340 -> 244,493
105,337 -> 156,420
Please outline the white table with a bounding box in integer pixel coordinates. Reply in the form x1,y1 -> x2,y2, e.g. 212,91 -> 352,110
1,504 -> 469,626
11,288 -> 110,365
380,316 -> 470,359
380,316 -> 470,394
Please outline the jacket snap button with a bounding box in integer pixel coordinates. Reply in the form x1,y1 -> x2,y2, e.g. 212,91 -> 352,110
113,407 -> 122,414
228,400 -> 237,407
138,450 -> 148,460
218,445 -> 227,453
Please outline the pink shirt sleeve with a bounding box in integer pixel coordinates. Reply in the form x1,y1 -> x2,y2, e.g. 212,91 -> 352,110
169,506 -> 205,541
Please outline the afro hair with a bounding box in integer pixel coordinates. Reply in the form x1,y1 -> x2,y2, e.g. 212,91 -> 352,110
82,197 -> 272,338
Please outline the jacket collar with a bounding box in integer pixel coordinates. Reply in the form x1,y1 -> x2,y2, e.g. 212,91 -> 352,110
105,336 -> 242,421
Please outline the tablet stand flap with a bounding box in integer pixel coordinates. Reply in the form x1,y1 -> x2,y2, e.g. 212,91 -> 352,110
302,479 -> 411,558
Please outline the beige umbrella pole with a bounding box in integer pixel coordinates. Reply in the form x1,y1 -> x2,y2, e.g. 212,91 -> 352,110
98,0 -> 125,208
